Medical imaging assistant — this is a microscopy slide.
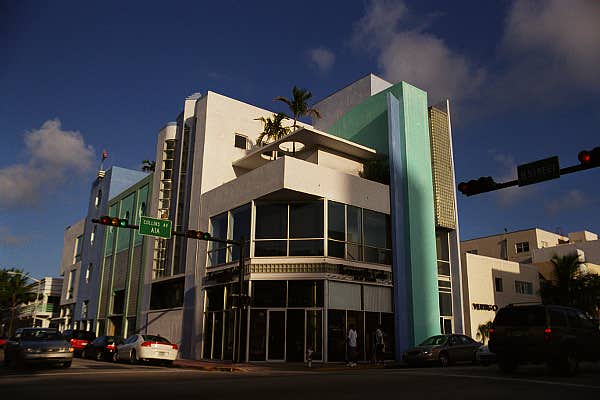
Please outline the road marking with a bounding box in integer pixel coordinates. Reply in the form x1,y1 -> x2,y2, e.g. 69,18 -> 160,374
384,369 -> 600,390
0,368 -> 205,380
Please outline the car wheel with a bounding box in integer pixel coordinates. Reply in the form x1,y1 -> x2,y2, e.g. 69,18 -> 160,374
438,352 -> 449,367
130,349 -> 138,365
62,361 -> 72,368
112,352 -> 119,363
472,351 -> 479,365
82,349 -> 88,359
96,351 -> 103,361
481,361 -> 491,367
498,357 -> 517,373
163,360 -> 173,367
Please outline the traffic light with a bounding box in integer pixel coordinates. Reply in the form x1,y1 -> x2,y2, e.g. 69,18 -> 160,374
186,229 -> 212,240
457,176 -> 497,196
578,147 -> 600,168
94,215 -> 129,228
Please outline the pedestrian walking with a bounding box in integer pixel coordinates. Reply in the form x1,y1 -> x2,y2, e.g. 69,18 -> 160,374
375,325 -> 384,365
347,324 -> 358,367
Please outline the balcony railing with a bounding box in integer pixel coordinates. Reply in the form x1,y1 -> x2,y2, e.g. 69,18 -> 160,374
17,303 -> 55,316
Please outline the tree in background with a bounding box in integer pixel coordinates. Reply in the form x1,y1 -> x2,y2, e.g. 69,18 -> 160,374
540,252 -> 600,315
476,321 -> 493,344
274,86 -> 321,131
0,269 -> 37,336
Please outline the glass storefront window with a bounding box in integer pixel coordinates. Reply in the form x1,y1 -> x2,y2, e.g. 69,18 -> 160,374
288,280 -> 324,308
439,291 -> 453,317
254,240 -> 287,257
289,239 -> 323,256
208,213 -> 228,266
347,206 -> 362,245
290,202 -> 323,238
252,281 -> 286,308
230,204 -> 250,261
327,202 -> 345,241
255,203 -> 287,239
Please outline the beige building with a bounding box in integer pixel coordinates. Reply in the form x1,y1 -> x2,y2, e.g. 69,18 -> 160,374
461,228 -> 570,264
461,253 -> 540,341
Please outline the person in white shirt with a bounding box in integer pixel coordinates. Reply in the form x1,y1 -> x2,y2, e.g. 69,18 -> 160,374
347,324 -> 358,367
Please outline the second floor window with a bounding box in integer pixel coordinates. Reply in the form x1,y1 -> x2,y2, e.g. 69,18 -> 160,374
494,277 -> 503,292
234,134 -> 249,149
515,280 -> 533,295
74,235 -> 83,263
515,241 -> 530,254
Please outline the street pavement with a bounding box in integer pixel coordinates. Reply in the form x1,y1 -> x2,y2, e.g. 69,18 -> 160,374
1,357 -> 600,400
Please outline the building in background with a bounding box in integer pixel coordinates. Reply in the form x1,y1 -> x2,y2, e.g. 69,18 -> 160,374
16,277 -> 63,329
95,173 -> 152,338
57,219 -> 85,331
63,166 -> 149,332
461,253 -> 540,340
140,74 -> 464,362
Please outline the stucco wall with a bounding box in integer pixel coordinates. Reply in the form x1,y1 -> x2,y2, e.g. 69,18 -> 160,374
60,219 -> 85,306
462,253 -> 540,340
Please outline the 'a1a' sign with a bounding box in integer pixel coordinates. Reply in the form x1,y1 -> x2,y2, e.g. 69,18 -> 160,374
517,156 -> 560,187
139,216 -> 172,239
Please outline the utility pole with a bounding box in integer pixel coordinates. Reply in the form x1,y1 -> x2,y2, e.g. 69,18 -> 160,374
235,238 -> 245,363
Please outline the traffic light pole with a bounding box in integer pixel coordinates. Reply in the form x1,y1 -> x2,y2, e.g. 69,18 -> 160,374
459,160 -> 599,197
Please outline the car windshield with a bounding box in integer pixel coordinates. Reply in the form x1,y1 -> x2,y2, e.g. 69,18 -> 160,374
494,306 -> 546,327
21,330 -> 64,341
419,335 -> 448,346
142,335 -> 170,344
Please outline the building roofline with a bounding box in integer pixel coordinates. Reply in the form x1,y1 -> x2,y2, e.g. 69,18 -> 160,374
313,73 -> 391,105
461,227 -> 568,243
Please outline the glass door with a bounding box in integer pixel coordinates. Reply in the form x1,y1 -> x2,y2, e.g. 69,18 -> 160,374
267,310 -> 286,360
305,309 -> 323,361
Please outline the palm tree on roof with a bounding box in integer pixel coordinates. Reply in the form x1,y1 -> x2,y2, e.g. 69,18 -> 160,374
255,113 -> 291,146
274,86 -> 321,131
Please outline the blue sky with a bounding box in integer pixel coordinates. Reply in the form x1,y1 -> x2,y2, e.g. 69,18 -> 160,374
1,0 -> 600,278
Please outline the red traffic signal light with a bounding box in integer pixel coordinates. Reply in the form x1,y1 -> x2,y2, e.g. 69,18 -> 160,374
96,215 -> 128,228
578,147 -> 600,167
458,176 -> 497,196
186,230 -> 212,240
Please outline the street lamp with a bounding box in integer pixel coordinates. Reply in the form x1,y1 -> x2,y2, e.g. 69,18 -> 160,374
6,271 -> 42,328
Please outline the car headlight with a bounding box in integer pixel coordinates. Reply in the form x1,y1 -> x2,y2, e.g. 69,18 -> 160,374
422,351 -> 432,355
25,347 -> 40,353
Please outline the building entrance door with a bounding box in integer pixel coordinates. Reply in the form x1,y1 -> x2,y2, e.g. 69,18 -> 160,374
286,310 -> 304,362
267,310 -> 285,361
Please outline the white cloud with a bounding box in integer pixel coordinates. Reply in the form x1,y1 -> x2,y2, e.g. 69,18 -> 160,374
0,119 -> 95,208
308,47 -> 336,73
352,0 -> 486,105
488,0 -> 600,108
488,150 -> 536,208
0,226 -> 28,247
545,190 -> 589,216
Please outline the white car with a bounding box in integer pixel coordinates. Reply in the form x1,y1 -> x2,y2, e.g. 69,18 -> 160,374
115,334 -> 178,365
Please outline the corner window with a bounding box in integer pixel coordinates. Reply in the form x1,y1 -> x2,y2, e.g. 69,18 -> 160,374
494,277 -> 503,292
515,241 -> 530,254
540,240 -> 548,248
466,249 -> 478,255
234,134 -> 249,149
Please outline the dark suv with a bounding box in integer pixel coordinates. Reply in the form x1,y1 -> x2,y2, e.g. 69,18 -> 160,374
489,304 -> 600,375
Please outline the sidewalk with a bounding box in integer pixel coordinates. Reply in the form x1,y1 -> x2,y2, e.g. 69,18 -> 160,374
173,359 -> 402,373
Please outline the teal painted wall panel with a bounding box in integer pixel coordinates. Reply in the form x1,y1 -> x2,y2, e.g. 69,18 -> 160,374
328,82 -> 440,351
398,83 -> 440,344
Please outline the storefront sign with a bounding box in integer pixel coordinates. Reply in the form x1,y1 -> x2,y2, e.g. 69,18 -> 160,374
472,303 -> 499,311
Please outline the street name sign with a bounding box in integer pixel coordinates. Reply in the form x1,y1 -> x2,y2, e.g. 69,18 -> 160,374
139,216 -> 172,239
517,156 -> 560,187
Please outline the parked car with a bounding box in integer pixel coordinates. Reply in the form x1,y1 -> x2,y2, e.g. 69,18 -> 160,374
4,328 -> 73,368
82,335 -> 122,361
116,334 -> 178,366
0,335 -> 7,348
488,303 -> 600,375
402,334 -> 482,367
62,329 -> 95,356
475,345 -> 496,366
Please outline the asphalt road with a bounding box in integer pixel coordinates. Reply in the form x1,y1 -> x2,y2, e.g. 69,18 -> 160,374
2,358 -> 600,400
